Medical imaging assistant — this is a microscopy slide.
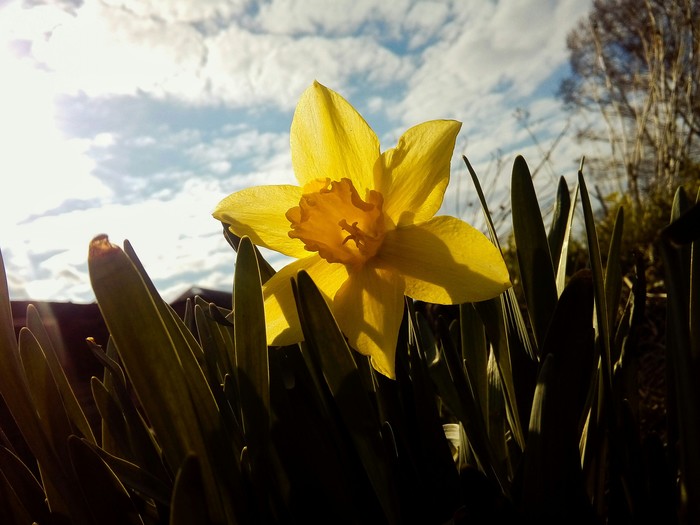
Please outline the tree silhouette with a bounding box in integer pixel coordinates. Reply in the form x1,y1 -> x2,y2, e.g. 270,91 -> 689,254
560,0 -> 700,212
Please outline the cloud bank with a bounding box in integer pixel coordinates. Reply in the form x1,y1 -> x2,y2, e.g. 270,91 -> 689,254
2,0 -> 591,303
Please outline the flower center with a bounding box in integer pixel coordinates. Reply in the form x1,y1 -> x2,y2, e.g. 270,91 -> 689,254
286,178 -> 386,267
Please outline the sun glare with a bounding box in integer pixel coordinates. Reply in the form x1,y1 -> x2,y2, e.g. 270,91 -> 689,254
0,22 -> 113,301
0,43 -> 109,225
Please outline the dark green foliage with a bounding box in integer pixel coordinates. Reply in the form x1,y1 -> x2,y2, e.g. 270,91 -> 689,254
659,196 -> 700,523
0,156 -> 696,524
511,155 -> 558,352
515,270 -> 597,524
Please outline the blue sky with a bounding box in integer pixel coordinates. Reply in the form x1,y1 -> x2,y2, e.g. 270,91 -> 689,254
1,0 -> 593,303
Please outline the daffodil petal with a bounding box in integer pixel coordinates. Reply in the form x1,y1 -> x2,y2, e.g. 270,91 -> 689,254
376,216 -> 511,304
264,254 -> 349,346
333,266 -> 405,379
377,120 -> 461,227
291,81 -> 380,195
213,185 -> 308,258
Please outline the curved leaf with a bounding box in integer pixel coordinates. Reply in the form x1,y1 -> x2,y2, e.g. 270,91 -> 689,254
548,176 -> 572,273
170,454 -> 212,525
26,305 -> 96,444
234,237 -> 270,455
68,435 -> 144,525
293,270 -> 398,524
511,155 -> 558,350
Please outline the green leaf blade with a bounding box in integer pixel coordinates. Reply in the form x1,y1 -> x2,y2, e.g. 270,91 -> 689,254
511,155 -> 558,351
233,237 -> 270,454
293,270 -> 398,524
88,236 -> 243,524
548,176 -> 572,273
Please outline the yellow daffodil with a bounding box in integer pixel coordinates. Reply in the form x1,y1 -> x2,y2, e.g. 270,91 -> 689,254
214,81 -> 510,378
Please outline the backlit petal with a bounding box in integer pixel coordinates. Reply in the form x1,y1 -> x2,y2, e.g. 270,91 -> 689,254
376,120 -> 461,227
213,185 -> 308,258
333,265 -> 405,379
264,255 -> 349,346
376,216 -> 511,304
291,81 -> 380,195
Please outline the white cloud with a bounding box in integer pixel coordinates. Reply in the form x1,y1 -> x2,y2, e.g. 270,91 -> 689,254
0,1 -> 75,42
186,128 -> 288,163
130,135 -> 158,147
4,117 -> 296,302
26,0 -> 412,109
182,128 -> 292,184
101,0 -> 251,24
92,132 -> 117,147
15,0 -> 589,118
32,1 -> 209,101
203,28 -> 411,109
213,149 -> 296,196
2,0 -> 596,303
208,160 -> 232,175
403,1 -> 451,50
6,175 -> 234,302
394,0 -> 591,124
251,0 -> 411,37
381,0 -> 591,227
